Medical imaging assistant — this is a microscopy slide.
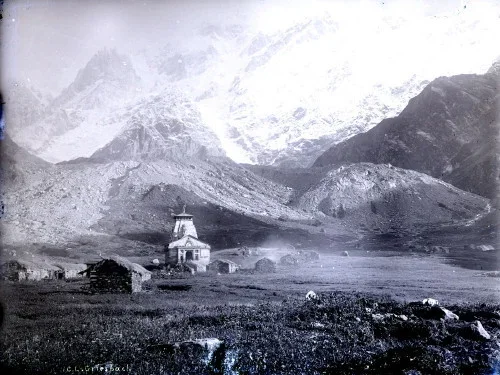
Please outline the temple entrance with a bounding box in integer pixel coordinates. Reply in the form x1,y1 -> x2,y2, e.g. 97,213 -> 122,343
186,251 -> 193,261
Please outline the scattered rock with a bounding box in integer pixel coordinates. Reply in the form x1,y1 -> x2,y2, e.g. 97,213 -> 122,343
477,245 -> 495,252
193,338 -> 223,363
440,307 -> 459,321
371,313 -> 385,320
306,290 -> 318,301
471,320 -> 491,340
422,298 -> 439,306
312,322 -> 325,328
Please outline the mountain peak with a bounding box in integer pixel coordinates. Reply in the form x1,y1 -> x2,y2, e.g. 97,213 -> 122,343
54,48 -> 140,107
73,48 -> 138,90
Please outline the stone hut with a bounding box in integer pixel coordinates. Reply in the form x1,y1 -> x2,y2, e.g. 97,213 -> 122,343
208,259 -> 238,274
280,254 -> 299,266
82,256 -> 151,293
1,259 -> 59,281
53,262 -> 87,280
302,250 -> 320,261
166,206 -> 211,272
255,257 -> 276,273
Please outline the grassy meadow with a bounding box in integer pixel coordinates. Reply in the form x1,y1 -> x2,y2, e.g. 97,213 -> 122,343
1,251 -> 499,374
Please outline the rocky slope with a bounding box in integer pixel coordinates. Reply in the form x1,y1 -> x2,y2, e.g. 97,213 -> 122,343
314,67 -> 499,198
295,163 -> 489,232
1,136 -> 326,250
0,130 -> 493,264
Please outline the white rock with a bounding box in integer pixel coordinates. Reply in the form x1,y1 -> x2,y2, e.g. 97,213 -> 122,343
440,307 -> 459,320
152,258 -> 160,265
342,251 -> 349,257
371,313 -> 385,320
477,245 -> 495,252
398,315 -> 408,321
472,321 -> 491,340
422,298 -> 439,306
306,290 -> 318,301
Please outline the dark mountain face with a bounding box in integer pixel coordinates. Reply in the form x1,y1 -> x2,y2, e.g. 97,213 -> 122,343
314,68 -> 499,198
1,135 -> 52,183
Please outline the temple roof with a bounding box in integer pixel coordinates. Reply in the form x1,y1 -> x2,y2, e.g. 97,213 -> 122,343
174,204 -> 193,218
168,235 -> 210,249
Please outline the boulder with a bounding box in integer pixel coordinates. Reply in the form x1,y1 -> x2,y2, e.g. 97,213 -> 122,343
440,307 -> 459,320
471,320 -> 491,340
342,251 -> 349,257
422,298 -> 439,306
152,259 -> 160,265
305,290 -> 318,301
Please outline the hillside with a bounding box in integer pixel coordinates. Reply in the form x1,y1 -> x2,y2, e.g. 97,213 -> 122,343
314,67 -> 499,198
296,163 -> 489,232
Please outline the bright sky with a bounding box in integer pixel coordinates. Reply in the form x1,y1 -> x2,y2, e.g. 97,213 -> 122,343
1,0 -> 499,94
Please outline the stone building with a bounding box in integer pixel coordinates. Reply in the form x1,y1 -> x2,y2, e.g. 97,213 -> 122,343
166,206 -> 211,271
54,262 -> 87,280
81,256 -> 151,293
1,259 -> 60,281
208,259 -> 238,274
255,257 -> 276,273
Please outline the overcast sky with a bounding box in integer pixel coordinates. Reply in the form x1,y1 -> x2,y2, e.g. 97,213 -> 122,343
1,0 -> 499,95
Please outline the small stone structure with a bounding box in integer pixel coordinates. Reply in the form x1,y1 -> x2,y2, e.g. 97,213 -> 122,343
166,206 -> 211,272
240,247 -> 261,257
255,258 -> 276,273
208,259 -> 238,274
280,254 -> 299,266
81,256 -> 151,293
0,260 -> 60,281
302,250 -> 320,261
53,262 -> 87,279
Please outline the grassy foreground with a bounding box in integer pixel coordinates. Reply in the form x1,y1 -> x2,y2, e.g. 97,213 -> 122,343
0,278 -> 499,375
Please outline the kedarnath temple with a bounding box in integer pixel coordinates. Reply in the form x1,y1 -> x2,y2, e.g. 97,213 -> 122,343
165,205 -> 211,272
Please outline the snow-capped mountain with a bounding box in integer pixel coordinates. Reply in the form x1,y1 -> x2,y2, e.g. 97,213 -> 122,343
136,8 -> 498,167
7,4 -> 499,167
88,91 -> 226,162
10,49 -> 141,161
